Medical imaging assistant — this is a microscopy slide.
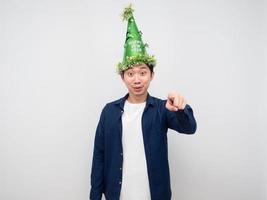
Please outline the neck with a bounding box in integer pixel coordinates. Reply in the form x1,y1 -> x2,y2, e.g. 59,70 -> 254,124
127,92 -> 148,103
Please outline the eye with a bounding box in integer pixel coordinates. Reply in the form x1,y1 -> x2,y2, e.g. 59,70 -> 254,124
140,71 -> 147,76
127,72 -> 134,77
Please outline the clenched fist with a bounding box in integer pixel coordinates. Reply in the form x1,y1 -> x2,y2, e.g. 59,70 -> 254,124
165,92 -> 187,111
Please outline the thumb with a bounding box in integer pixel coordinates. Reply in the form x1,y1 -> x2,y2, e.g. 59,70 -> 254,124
166,99 -> 178,111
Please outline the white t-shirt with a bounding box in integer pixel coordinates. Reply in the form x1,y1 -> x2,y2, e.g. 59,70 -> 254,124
120,100 -> 151,200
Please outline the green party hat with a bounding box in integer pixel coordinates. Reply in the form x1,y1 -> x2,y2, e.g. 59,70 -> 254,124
116,4 -> 156,73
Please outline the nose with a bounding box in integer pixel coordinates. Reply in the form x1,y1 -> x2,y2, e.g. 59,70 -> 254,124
133,74 -> 141,84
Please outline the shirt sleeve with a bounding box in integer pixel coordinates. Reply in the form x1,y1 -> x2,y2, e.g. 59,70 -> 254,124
164,102 -> 197,134
89,106 -> 106,200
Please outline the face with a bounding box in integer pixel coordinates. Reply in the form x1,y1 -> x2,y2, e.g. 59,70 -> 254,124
121,64 -> 154,98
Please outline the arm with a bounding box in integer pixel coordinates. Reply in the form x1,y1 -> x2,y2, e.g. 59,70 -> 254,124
165,103 -> 197,134
165,92 -> 197,134
89,107 -> 106,200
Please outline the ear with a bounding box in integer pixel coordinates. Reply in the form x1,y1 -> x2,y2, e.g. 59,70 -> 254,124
150,72 -> 154,80
120,73 -> 125,81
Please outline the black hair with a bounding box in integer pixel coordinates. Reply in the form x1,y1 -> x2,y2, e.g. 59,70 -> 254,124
146,64 -> 154,74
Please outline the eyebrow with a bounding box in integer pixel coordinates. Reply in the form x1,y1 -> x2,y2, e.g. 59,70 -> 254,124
140,67 -> 148,69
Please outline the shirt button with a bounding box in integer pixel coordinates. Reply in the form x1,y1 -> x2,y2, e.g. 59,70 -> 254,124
120,167 -> 122,170
119,181 -> 122,185
120,153 -> 123,156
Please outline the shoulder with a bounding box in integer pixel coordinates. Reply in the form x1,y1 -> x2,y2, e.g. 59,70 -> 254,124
100,96 -> 124,114
150,95 -> 165,102
105,97 -> 123,108
149,95 -> 167,108
107,96 -> 124,106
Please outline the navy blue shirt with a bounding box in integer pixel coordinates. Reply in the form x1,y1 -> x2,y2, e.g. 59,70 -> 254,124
90,93 -> 197,200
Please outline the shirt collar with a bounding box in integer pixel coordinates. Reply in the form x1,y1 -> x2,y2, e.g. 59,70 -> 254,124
115,93 -> 155,110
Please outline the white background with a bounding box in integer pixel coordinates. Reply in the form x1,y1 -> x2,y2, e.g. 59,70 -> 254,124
1,0 -> 266,199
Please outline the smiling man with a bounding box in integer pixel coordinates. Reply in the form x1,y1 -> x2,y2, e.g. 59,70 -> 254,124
89,5 -> 197,200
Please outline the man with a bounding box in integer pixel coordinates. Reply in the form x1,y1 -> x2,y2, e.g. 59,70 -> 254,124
90,5 -> 197,200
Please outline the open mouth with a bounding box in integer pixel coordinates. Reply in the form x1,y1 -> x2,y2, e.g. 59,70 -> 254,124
133,87 -> 143,92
